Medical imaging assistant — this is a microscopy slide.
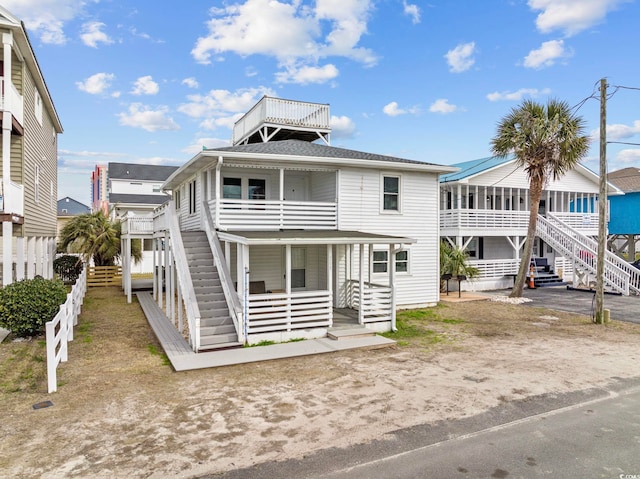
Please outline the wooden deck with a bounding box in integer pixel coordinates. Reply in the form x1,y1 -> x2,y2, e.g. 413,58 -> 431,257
135,292 -> 395,372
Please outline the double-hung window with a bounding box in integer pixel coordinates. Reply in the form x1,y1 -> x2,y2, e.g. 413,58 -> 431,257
382,175 -> 400,212
372,249 -> 409,274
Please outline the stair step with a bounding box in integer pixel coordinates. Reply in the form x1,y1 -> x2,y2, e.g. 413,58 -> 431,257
201,324 -> 236,336
198,341 -> 243,352
201,316 -> 234,327
327,327 -> 375,340
200,333 -> 239,346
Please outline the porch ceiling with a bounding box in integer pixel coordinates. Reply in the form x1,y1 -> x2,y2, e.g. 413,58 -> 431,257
217,229 -> 416,246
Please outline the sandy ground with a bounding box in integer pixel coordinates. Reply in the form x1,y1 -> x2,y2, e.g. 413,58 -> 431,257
1,289 -> 639,479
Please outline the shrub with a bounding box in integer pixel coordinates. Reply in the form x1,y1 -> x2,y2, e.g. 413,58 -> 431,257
54,255 -> 83,284
0,277 -> 67,338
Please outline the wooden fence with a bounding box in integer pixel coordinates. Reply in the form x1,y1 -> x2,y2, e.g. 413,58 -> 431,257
46,265 -> 88,393
87,265 -> 122,287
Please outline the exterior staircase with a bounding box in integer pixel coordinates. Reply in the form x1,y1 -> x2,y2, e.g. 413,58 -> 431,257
181,231 -> 241,351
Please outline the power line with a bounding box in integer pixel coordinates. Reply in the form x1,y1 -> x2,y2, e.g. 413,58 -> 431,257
607,141 -> 640,146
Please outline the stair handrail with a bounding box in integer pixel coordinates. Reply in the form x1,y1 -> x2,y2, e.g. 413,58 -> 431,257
165,201 -> 202,351
537,215 -> 630,295
547,213 -> 640,295
203,203 -> 244,343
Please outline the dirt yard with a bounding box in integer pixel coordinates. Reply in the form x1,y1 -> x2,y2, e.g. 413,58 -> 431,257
1,287 -> 639,478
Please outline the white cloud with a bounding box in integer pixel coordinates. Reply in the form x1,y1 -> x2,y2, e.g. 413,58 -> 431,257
2,0 -> 86,44
131,76 -> 160,96
182,77 -> 199,89
528,0 -> 628,36
118,103 -> 180,132
591,120 -> 640,141
523,39 -> 571,69
191,0 -> 377,84
178,87 -> 274,119
383,101 -> 420,117
403,1 -> 421,24
80,21 -> 113,48
429,99 -> 460,114
330,115 -> 356,139
275,64 -> 339,84
445,42 -> 476,73
76,72 -> 116,95
59,149 -> 128,158
486,88 -> 552,102
616,149 -> 640,164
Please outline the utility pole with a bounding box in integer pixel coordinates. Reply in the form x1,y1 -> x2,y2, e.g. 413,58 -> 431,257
595,78 -> 607,324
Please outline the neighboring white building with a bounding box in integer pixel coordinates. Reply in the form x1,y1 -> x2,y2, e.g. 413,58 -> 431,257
122,96 -> 457,351
439,156 -> 637,294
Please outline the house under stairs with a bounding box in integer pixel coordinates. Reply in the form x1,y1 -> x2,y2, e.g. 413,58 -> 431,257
181,231 -> 242,351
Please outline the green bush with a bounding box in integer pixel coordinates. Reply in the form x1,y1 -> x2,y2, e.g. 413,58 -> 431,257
53,255 -> 83,284
0,277 -> 67,338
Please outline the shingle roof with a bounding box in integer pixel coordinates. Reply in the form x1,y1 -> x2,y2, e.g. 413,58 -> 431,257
608,167 -> 640,192
440,156 -> 513,183
109,193 -> 171,205
108,162 -> 178,181
209,139 -> 441,166
57,197 -> 90,216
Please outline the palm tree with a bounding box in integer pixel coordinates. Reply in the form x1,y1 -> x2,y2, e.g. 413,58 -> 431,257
491,99 -> 590,297
58,210 -> 142,266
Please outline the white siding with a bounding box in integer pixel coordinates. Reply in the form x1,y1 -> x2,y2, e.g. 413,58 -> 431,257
110,179 -> 164,195
338,167 -> 440,308
310,171 -> 336,202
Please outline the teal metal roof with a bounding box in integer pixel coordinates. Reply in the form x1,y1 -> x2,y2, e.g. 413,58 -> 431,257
440,156 -> 513,183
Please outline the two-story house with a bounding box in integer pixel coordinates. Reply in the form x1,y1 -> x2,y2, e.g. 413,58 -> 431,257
607,167 -> 640,262
123,97 -> 457,351
0,6 -> 63,286
439,156 -> 637,294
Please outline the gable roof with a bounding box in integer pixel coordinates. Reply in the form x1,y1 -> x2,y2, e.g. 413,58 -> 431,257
0,6 -> 63,133
164,139 -> 458,190
608,167 -> 640,193
108,162 -> 179,181
57,197 -> 90,216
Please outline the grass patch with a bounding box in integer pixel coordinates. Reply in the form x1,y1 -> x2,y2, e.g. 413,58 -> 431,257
382,306 -> 457,348
147,343 -> 171,366
245,338 -> 306,347
0,336 -> 47,393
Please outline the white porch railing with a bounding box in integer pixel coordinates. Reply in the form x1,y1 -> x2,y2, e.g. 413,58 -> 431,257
157,201 -> 203,351
233,96 -> 330,145
122,215 -> 153,235
209,199 -> 337,230
440,209 -> 530,230
202,204 -> 244,343
0,178 -> 24,216
0,78 -> 24,126
347,280 -> 393,323
468,259 -> 519,279
247,290 -> 332,333
46,265 -> 87,393
548,212 -> 599,233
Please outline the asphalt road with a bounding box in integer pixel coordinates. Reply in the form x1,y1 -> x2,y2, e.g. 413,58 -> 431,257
207,379 -> 640,479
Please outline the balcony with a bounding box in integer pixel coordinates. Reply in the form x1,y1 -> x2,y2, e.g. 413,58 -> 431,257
209,199 -> 337,230
0,178 -> 24,217
233,96 -> 330,145
121,215 -> 154,236
0,77 -> 24,127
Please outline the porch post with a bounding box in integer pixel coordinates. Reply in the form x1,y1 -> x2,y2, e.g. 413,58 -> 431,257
327,244 -> 333,327
152,236 -> 157,300
35,237 -> 43,277
215,157 -> 221,228
285,244 -> 292,331
15,236 -> 25,281
358,244 -> 364,325
27,236 -> 35,279
280,168 -> 285,229
389,244 -> 397,332
2,222 -> 11,286
225,241 -> 231,271
368,243 -> 373,284
126,236 -> 132,303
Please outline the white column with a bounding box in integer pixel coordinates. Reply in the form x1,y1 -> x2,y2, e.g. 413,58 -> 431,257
389,244 -> 396,332
358,244 -> 364,325
2,222 -> 12,286
327,244 -> 333,327
27,236 -> 35,279
225,241 -> 231,271
152,237 -> 157,300
15,236 -> 25,281
35,237 -> 43,276
126,237 -> 132,303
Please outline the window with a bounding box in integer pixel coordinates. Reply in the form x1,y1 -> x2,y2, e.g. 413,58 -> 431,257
153,184 -> 161,193
35,90 -> 43,125
188,179 -> 197,214
175,189 -> 181,209
395,250 -> 408,272
383,175 -> 400,211
291,247 -> 306,289
373,251 -> 388,273
248,179 -> 266,200
223,177 -> 242,199
373,250 -> 409,274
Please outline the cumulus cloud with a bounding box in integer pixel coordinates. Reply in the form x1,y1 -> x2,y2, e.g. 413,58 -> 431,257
118,103 -> 180,132
131,76 -> 160,95
616,149 -> 640,164
445,42 -> 476,73
382,101 -> 420,117
486,87 -> 552,101
429,99 -> 460,114
330,115 -> 356,139
523,39 -> 571,69
2,0 -> 86,44
275,64 -> 339,84
76,72 -> 116,95
528,0 -> 628,36
403,1 -> 421,24
80,21 -> 113,48
182,77 -> 199,89
591,120 -> 640,141
191,0 -> 376,85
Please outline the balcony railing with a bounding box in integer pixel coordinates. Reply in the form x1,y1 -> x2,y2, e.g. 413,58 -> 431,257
209,199 -> 337,230
233,96 -> 330,145
0,178 -> 24,216
247,290 -> 332,334
0,77 -> 24,126
440,209 -> 530,230
121,215 -> 153,235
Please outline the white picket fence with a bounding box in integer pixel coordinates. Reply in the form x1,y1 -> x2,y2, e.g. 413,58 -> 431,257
46,266 -> 88,393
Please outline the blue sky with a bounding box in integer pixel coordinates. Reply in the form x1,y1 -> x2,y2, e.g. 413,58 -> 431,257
5,0 -> 640,206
